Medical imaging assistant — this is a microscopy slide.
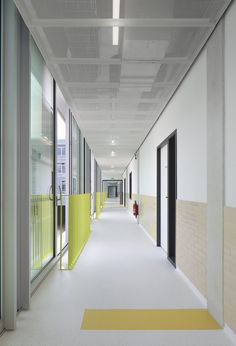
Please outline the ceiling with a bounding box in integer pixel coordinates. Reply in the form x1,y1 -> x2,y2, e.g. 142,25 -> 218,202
15,0 -> 231,176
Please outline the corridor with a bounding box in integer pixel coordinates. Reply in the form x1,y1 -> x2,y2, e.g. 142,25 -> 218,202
0,206 -> 234,346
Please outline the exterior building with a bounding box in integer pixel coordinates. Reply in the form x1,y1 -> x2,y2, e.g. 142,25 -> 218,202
57,140 -> 66,195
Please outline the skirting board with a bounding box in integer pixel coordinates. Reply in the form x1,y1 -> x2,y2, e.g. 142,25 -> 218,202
176,268 -> 207,308
224,325 -> 236,345
138,218 -> 207,307
138,223 -> 156,246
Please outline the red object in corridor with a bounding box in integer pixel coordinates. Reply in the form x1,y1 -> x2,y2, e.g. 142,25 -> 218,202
133,201 -> 139,218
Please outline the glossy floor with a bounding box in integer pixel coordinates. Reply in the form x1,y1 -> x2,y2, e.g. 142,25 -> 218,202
0,207 -> 235,346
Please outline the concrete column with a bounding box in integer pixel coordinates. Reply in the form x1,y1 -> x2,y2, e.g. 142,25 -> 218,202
2,0 -> 18,330
18,19 -> 31,311
207,20 -> 225,326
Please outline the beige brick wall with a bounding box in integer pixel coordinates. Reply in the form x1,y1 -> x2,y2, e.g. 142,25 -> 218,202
139,195 -> 157,241
176,200 -> 207,298
224,207 -> 236,333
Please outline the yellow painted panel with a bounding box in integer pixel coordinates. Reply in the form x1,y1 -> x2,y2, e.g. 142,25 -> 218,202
31,194 -> 54,270
68,193 -> 91,270
81,309 -> 221,330
101,192 -> 107,208
96,192 -> 101,219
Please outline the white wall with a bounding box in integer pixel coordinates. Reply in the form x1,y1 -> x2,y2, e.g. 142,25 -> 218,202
225,0 -> 236,208
127,156 -> 138,195
91,153 -> 95,194
102,172 -> 122,180
138,50 -> 207,202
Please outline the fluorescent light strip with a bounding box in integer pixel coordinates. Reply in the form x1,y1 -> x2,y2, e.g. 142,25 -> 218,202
113,27 -> 119,45
113,0 -> 120,19
113,0 -> 120,45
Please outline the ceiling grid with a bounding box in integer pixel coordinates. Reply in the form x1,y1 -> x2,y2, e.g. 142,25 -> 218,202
15,0 -> 232,175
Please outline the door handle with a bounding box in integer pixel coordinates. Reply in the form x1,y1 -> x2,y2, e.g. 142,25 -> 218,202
49,185 -> 54,201
57,185 -> 62,201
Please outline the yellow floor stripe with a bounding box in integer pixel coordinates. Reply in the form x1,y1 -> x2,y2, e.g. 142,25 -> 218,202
81,309 -> 221,330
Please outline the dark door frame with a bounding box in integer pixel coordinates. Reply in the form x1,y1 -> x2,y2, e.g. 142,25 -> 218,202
124,178 -> 126,206
157,130 -> 177,267
102,179 -> 123,205
108,185 -> 117,198
119,181 -> 123,204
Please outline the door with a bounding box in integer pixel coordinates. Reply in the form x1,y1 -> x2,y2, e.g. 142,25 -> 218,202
160,144 -> 168,252
168,135 -> 177,265
90,153 -> 95,216
56,85 -> 70,254
157,131 -> 177,267
124,178 -> 126,206
120,181 -> 123,205
30,38 -> 55,280
108,185 -> 116,198
56,110 -> 68,253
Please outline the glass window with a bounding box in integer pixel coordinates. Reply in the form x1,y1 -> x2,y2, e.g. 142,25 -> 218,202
57,163 -> 66,174
71,116 -> 80,194
30,38 -> 54,280
56,91 -> 69,253
61,180 -> 66,193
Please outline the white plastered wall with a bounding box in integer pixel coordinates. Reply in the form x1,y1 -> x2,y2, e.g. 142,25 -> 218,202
124,28 -> 209,310
127,156 -> 138,196
102,172 -> 122,180
139,51 -> 207,202
224,1 -> 236,335
125,50 -> 207,202
118,2 -> 236,331
91,152 -> 95,214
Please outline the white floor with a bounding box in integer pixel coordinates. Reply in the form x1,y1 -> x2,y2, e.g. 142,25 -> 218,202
105,197 -> 121,205
0,207 -> 235,346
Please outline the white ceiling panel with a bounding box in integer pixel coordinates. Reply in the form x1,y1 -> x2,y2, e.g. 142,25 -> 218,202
123,40 -> 169,60
15,0 -> 232,174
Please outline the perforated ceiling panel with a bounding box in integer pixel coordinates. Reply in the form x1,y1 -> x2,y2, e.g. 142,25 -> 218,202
15,0 -> 231,174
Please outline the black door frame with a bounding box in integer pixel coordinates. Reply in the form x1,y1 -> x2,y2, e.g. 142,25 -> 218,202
124,178 -> 126,206
157,130 -> 177,267
108,185 -> 117,198
102,179 -> 123,205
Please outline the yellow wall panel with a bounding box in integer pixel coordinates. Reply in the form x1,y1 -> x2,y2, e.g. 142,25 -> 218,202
68,194 -> 91,269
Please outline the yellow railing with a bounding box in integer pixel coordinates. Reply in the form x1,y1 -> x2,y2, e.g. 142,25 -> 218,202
96,192 -> 101,219
68,193 -> 91,270
31,195 -> 54,270
101,192 -> 107,208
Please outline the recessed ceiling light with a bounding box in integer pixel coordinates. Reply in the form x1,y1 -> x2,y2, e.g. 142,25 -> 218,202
111,139 -> 116,145
111,151 -> 116,157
